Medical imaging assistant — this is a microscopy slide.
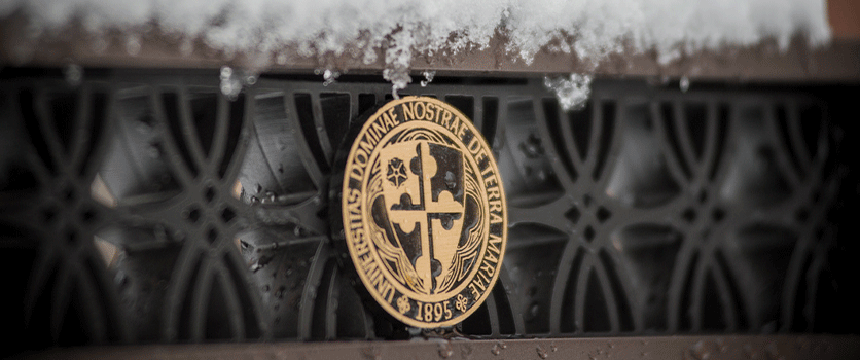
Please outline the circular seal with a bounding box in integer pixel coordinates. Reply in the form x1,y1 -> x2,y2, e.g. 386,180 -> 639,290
336,97 -> 507,328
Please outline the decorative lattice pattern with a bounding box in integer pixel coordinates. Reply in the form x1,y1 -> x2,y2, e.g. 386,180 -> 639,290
0,71 -> 855,353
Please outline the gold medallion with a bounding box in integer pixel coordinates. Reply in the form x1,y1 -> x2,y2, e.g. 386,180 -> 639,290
338,97 -> 507,328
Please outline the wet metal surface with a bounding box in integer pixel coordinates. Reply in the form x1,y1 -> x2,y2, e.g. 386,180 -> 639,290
19,335 -> 860,360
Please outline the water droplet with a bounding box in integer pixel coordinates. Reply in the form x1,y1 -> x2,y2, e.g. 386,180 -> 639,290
716,338 -> 727,353
797,337 -> 810,351
765,343 -> 783,360
126,36 -> 141,56
219,66 -> 244,100
744,344 -> 757,359
536,345 -> 548,359
492,341 -> 506,355
24,24 -> 42,39
689,340 -> 711,360
179,39 -> 193,57
680,76 -> 690,93
147,144 -> 161,158
526,302 -> 540,320
363,347 -> 382,360
438,342 -> 454,358
64,64 -> 83,86
154,224 -> 168,243
92,37 -> 109,54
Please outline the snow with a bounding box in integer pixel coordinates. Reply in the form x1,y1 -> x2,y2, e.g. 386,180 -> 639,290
543,74 -> 593,111
2,0 -> 831,104
421,71 -> 436,87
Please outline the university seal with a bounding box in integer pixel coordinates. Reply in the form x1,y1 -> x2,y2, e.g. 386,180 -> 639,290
337,97 -> 507,328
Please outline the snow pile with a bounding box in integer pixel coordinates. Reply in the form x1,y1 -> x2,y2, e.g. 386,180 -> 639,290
1,0 -> 831,98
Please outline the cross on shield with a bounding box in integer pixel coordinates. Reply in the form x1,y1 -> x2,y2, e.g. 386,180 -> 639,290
379,141 -> 465,294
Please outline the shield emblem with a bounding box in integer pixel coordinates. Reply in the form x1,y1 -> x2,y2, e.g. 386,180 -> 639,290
378,141 -> 465,294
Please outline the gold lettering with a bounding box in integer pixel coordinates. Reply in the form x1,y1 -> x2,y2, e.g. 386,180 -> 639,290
382,112 -> 396,130
468,135 -> 481,154
387,106 -> 399,124
489,234 -> 503,249
468,283 -> 480,299
414,102 -> 426,119
489,200 -> 502,213
487,185 -> 501,201
426,102 -> 435,121
380,280 -> 394,302
371,121 -> 386,141
483,173 -> 498,188
402,102 -> 415,119
484,247 -> 499,262
451,117 -> 462,134
347,188 -> 361,203
458,123 -> 467,140
440,113 -> 452,129
481,165 -> 493,177
359,252 -> 374,272
480,260 -> 495,278
354,229 -> 369,255
476,270 -> 490,286
441,109 -> 452,126
368,263 -> 382,284
358,135 -> 374,157
473,276 -> 487,292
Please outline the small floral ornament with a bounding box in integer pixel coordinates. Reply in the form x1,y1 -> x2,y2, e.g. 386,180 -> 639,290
387,157 -> 408,187
397,295 -> 410,314
455,294 -> 468,312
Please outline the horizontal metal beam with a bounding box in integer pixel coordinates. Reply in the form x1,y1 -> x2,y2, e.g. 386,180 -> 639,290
21,335 -> 860,360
